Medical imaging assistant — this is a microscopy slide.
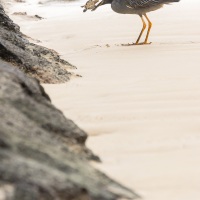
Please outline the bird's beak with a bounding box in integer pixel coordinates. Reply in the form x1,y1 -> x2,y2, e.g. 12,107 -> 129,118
92,0 -> 105,11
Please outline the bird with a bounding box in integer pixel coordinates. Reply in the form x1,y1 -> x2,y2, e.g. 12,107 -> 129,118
91,0 -> 180,45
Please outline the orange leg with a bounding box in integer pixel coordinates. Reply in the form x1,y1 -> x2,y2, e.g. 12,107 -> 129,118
144,14 -> 152,44
135,15 -> 146,44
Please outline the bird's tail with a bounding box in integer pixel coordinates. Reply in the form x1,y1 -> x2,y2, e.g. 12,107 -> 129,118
160,0 -> 180,5
163,0 -> 180,2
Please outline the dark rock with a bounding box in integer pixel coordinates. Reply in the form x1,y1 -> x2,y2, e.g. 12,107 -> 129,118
15,0 -> 26,2
12,12 -> 27,15
0,3 -> 75,83
39,0 -> 78,4
12,12 -> 44,21
0,4 -> 20,32
0,61 -> 139,200
34,14 -> 44,19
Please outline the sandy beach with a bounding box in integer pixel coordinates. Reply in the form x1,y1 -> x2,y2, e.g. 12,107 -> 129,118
9,0 -> 200,199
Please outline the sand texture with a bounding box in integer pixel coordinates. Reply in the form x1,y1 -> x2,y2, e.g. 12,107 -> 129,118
9,0 -> 200,199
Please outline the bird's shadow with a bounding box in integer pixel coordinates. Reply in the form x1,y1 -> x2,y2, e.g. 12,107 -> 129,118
120,42 -> 152,46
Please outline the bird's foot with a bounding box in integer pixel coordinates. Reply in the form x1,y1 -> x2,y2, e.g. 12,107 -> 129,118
134,42 -> 152,45
121,42 -> 152,46
143,41 -> 152,45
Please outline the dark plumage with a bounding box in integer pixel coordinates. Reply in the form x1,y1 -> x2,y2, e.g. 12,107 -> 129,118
93,0 -> 180,45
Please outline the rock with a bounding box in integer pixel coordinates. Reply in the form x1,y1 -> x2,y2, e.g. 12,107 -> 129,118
12,12 -> 27,15
39,0 -> 78,4
34,14 -> 44,19
0,4 -> 19,32
15,0 -> 25,2
0,3 -> 75,83
0,60 -> 139,200
12,12 -> 44,21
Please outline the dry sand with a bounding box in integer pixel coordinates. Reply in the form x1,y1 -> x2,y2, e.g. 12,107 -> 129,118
9,0 -> 200,199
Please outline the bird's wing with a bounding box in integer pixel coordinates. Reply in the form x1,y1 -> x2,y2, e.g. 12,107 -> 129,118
126,0 -> 160,8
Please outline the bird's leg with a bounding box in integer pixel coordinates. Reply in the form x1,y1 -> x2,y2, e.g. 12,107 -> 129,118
144,14 -> 152,44
135,15 -> 146,45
